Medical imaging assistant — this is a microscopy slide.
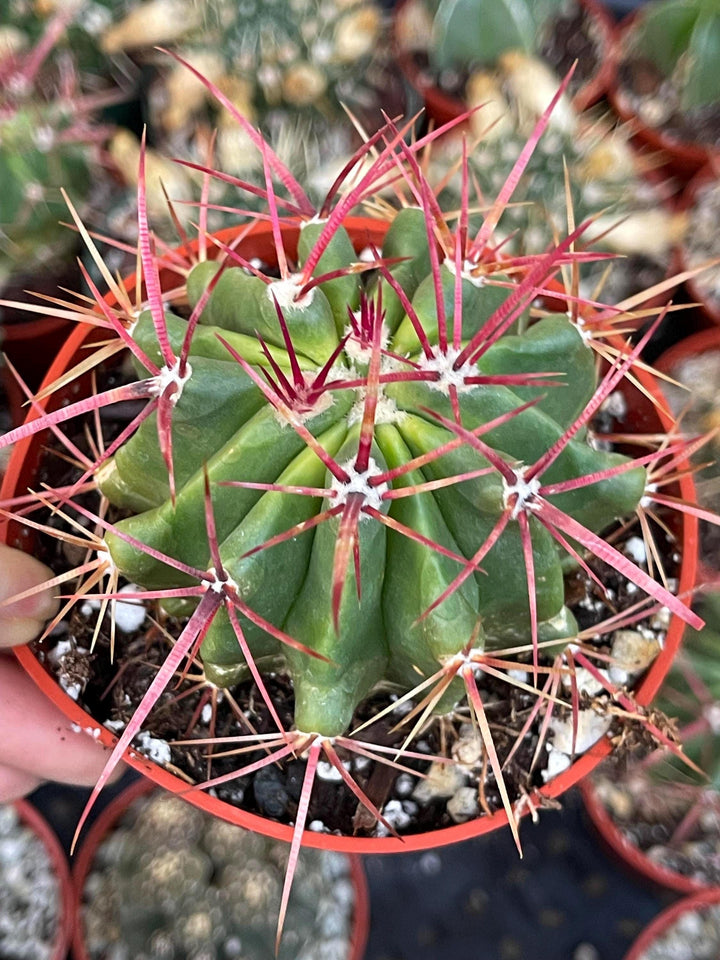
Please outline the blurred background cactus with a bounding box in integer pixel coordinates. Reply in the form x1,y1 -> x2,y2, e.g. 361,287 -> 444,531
98,0 -> 405,241
626,0 -> 720,113
0,0 -> 115,290
79,787 -> 361,960
394,0 -> 612,112
428,0 -> 565,75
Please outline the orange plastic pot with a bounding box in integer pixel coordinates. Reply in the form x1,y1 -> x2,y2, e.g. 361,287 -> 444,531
580,778 -> 715,897
0,218 -> 698,854
623,888 -> 720,960
655,326 -> 720,589
70,778 -> 370,960
12,798 -> 74,960
394,0 -> 616,130
608,12 -> 720,182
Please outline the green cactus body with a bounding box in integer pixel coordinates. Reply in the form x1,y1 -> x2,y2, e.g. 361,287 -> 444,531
430,0 -> 564,72
632,0 -> 720,110
97,218 -> 648,739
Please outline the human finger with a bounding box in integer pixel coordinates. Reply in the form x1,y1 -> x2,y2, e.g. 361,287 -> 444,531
0,764 -> 41,803
0,543 -> 59,648
0,655 -> 121,787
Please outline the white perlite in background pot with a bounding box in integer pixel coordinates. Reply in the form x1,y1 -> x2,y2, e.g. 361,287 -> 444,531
0,805 -> 61,960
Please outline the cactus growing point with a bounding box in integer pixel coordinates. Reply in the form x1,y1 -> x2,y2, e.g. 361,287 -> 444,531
0,60 -> 717,935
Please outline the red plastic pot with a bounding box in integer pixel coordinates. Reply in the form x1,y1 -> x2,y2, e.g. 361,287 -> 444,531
11,798 -> 74,960
70,779 -> 370,960
623,888 -> 720,960
394,0 -> 616,130
580,778 -> 714,897
654,326 -> 720,589
0,217 -> 698,855
608,12 -> 720,182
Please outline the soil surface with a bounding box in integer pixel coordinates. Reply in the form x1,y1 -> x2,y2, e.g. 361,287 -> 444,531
591,767 -> 720,888
26,399 -> 680,840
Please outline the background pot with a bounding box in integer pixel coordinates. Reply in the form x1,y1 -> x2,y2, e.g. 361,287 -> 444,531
673,167 -> 720,329
608,11 -> 720,181
655,326 -> 720,589
71,778 -> 370,960
394,0 -> 616,130
623,888 -> 720,960
0,218 -> 698,854
9,799 -> 74,960
580,778 -> 715,897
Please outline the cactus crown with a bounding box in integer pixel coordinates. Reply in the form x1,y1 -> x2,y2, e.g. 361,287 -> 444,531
0,60 -> 715,930
429,0 -> 564,73
630,0 -> 720,111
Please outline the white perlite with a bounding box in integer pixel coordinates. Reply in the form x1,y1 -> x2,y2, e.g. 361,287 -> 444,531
0,805 -> 60,960
134,731 -> 172,765
81,584 -> 147,633
548,709 -> 612,756
624,536 -> 647,565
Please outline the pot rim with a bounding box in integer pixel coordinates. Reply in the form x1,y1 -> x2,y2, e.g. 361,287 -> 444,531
13,798 -> 74,960
393,0 -> 616,128
623,887 -> 720,960
655,324 -> 720,589
673,166 -> 720,328
0,216 -> 698,854
70,777 -> 370,960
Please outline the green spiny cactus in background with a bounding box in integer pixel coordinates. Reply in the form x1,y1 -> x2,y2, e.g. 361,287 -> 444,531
81,790 -> 358,960
629,0 -> 720,111
0,2 -> 110,287
100,0 -> 401,254
102,0 -> 383,130
428,0 -> 564,73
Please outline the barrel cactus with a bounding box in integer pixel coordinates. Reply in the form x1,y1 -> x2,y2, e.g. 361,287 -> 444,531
0,65 -> 712,904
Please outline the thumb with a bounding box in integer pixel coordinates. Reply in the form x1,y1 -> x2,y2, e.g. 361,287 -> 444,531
0,543 -> 60,647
